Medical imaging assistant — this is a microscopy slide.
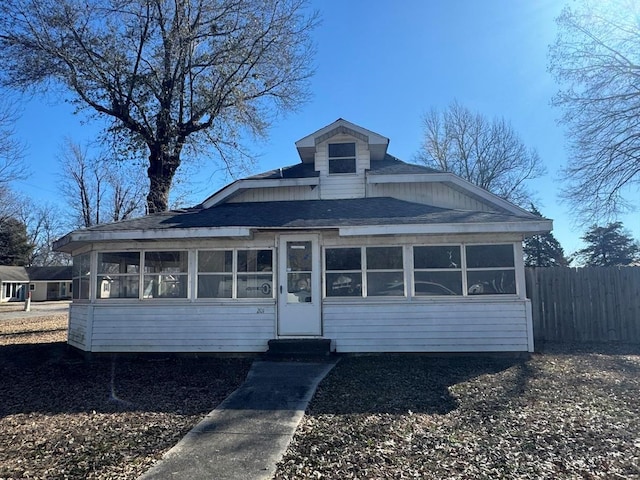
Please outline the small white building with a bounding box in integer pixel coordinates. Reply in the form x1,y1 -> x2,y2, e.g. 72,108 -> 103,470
0,266 -> 29,302
54,119 -> 552,354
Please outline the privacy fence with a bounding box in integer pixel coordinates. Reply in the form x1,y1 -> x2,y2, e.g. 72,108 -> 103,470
525,267 -> 640,344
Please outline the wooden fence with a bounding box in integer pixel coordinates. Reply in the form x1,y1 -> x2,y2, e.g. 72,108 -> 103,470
525,267 -> 640,344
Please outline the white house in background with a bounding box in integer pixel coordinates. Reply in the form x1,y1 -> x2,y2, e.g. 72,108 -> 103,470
0,266 -> 29,302
26,266 -> 73,302
0,266 -> 72,302
54,119 -> 552,354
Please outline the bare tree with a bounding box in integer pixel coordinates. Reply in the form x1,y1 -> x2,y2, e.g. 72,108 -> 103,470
417,102 -> 545,206
0,0 -> 318,213
549,0 -> 640,223
16,200 -> 70,265
0,100 -> 25,188
58,139 -> 146,227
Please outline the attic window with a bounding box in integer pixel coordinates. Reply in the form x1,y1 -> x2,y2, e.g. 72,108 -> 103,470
328,142 -> 356,174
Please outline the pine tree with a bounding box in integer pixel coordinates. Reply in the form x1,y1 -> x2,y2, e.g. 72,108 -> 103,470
523,206 -> 569,267
576,222 -> 640,266
0,217 -> 33,265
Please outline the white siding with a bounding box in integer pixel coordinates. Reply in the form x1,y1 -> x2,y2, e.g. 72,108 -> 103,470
367,182 -> 498,212
315,134 -> 368,199
86,302 -> 276,352
228,186 -> 319,203
69,303 -> 92,350
323,300 -> 532,352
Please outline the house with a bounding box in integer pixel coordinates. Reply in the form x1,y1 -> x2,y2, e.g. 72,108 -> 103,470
53,119 -> 552,354
0,265 -> 72,302
26,266 -> 73,301
0,266 -> 29,302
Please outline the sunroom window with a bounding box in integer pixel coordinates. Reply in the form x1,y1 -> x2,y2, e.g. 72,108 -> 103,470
366,247 -> 404,296
143,251 -> 188,298
197,249 -> 273,299
325,248 -> 362,297
413,246 -> 463,296
328,142 -> 356,174
465,244 -> 516,295
72,253 -> 90,300
237,250 -> 273,298
96,252 -> 140,299
197,250 -> 233,298
324,246 -> 404,297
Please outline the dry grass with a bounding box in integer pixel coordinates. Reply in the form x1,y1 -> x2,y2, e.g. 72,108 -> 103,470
0,314 -> 252,480
275,349 -> 640,479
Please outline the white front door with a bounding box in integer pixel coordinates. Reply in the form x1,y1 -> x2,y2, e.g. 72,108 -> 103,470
277,234 -> 321,336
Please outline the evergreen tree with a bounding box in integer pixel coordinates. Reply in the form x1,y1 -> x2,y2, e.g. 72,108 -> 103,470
576,222 -> 640,266
0,217 -> 33,265
523,206 -> 569,267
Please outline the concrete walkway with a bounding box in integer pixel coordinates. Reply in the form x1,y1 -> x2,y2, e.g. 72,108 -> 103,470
139,360 -> 337,480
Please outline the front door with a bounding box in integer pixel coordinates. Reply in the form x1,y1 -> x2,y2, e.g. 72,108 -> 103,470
277,234 -> 321,336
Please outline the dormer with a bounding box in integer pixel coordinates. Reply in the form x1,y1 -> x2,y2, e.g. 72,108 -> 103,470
294,119 -> 390,199
295,118 -> 390,174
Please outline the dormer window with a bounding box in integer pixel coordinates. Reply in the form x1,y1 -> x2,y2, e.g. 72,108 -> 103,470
328,142 -> 356,174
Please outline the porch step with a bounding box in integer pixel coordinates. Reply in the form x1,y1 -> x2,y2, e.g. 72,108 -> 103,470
266,339 -> 332,357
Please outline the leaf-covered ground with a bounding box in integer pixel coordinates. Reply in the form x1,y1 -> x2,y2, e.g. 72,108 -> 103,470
275,347 -> 640,479
0,314 -> 252,480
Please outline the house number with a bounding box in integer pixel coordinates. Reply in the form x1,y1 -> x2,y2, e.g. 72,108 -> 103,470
256,308 -> 265,314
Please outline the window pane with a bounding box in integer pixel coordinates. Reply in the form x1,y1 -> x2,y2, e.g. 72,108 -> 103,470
198,251 -> 232,273
467,270 -> 516,295
326,248 -> 361,271
328,158 -> 356,174
144,251 -> 188,273
287,242 -> 312,271
72,254 -> 90,277
414,271 -> 462,296
72,278 -> 80,299
326,272 -> 362,297
142,274 -> 187,298
197,275 -> 232,298
287,272 -> 312,303
79,278 -> 90,299
97,276 -> 139,298
367,247 -> 403,270
238,250 -> 272,272
98,252 -> 140,274
414,246 -> 461,269
237,274 -> 273,298
367,272 -> 405,296
466,245 -> 515,268
328,142 -> 355,158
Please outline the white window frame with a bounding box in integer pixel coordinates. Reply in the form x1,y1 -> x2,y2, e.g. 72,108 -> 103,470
196,248 -> 274,300
324,246 -> 405,298
327,142 -> 357,175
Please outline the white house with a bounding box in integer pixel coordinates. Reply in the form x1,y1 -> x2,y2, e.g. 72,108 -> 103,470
54,119 -> 552,354
0,266 -> 29,302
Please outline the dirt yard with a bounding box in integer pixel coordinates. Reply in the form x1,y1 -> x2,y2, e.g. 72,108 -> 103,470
0,312 -> 252,479
275,347 -> 640,479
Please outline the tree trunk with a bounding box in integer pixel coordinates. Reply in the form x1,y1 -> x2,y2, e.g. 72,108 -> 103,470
146,149 -> 180,214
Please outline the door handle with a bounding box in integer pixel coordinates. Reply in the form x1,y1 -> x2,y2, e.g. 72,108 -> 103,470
280,285 -> 283,294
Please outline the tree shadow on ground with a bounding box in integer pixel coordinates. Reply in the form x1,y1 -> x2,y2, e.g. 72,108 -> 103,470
308,354 -> 526,416
0,342 -> 252,417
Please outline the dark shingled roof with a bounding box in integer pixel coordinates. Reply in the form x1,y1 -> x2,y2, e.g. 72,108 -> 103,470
0,266 -> 29,282
26,266 -> 72,281
245,155 -> 440,180
84,197 -> 534,233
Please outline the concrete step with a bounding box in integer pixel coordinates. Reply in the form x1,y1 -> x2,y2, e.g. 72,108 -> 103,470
266,339 -> 332,357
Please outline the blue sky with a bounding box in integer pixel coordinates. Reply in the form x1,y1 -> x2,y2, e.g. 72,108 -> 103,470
10,0 -> 640,255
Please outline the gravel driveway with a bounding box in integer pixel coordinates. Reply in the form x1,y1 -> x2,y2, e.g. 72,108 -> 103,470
0,300 -> 70,320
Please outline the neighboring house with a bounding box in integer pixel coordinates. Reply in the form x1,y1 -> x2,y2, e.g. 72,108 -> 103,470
54,119 -> 552,354
26,266 -> 73,302
0,266 -> 29,302
0,265 -> 72,302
